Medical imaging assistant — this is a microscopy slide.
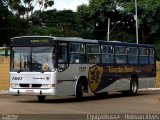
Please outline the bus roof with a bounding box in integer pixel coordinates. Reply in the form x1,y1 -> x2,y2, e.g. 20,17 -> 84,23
11,36 -> 155,48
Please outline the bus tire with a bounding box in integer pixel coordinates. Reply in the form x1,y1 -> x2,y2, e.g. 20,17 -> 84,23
129,78 -> 138,95
75,80 -> 83,102
38,95 -> 45,102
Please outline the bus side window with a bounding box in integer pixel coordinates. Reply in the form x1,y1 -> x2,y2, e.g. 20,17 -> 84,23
149,48 -> 155,64
70,43 -> 85,64
62,47 -> 67,63
139,47 -> 149,64
128,47 -> 138,64
86,44 -> 100,63
58,43 -> 68,63
115,46 -> 127,64
101,45 -> 114,63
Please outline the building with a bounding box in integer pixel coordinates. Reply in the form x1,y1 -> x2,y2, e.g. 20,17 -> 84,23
0,47 -> 10,90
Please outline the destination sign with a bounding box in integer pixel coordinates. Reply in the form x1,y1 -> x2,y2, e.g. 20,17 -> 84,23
31,39 -> 49,44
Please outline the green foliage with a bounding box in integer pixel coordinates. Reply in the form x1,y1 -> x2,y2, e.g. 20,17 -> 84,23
8,0 -> 54,19
1,0 -> 160,60
0,1 -> 26,46
77,0 -> 134,41
120,0 -> 160,44
28,9 -> 79,37
77,0 -> 160,44
76,0 -> 160,58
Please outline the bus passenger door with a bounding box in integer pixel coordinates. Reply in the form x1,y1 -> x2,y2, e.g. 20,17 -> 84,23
56,42 -> 75,96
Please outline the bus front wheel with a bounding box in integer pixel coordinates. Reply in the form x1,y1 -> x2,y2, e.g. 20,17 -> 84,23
38,95 -> 46,102
75,80 -> 83,102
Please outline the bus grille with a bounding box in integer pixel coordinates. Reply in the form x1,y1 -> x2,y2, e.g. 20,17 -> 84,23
19,84 -> 42,88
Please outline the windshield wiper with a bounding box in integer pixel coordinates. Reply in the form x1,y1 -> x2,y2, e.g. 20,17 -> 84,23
17,69 -> 22,73
40,69 -> 44,73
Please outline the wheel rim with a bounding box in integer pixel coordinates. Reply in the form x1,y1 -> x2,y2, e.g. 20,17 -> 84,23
132,81 -> 137,93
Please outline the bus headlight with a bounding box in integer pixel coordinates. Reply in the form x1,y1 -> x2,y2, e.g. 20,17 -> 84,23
10,83 -> 19,88
42,84 -> 55,88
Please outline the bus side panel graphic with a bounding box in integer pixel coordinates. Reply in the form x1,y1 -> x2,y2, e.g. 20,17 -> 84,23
88,65 -> 155,93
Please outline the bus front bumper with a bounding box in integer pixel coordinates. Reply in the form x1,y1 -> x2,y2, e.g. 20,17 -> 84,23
9,88 -> 56,96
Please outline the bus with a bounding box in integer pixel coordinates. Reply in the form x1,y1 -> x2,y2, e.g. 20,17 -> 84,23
9,36 -> 156,101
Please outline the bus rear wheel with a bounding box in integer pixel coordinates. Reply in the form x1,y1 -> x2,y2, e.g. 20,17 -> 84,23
38,95 -> 46,102
122,78 -> 138,96
128,78 -> 138,95
75,80 -> 83,102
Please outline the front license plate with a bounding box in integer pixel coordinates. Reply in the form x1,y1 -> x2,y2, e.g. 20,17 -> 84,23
25,90 -> 34,94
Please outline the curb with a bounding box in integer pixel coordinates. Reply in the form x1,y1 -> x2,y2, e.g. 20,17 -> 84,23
138,88 -> 160,91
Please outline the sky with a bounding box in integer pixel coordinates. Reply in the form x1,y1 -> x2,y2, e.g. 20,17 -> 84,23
53,0 -> 89,11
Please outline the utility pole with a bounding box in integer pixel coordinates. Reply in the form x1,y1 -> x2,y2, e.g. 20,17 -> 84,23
107,18 -> 110,41
135,0 -> 139,44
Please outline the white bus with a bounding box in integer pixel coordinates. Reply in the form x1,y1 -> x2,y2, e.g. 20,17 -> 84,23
9,36 -> 156,101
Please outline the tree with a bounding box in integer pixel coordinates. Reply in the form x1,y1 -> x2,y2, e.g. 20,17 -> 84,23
77,0 -> 136,41
119,0 -> 160,44
28,9 -> 79,37
76,4 -> 94,39
0,0 -> 25,46
76,0 -> 160,58
77,0 -> 160,44
8,0 -> 54,19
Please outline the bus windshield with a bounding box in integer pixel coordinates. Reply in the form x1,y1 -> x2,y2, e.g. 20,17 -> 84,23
11,46 -> 55,72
